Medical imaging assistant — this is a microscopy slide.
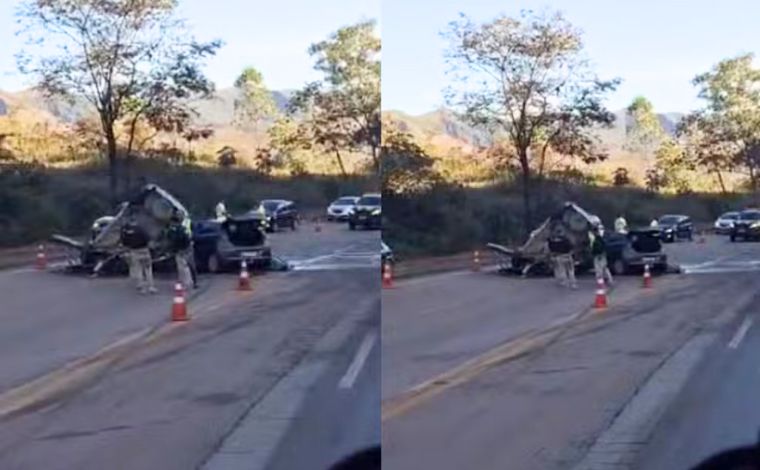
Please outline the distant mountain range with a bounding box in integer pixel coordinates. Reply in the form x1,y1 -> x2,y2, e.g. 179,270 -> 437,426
383,108 -> 686,151
0,87 -> 296,128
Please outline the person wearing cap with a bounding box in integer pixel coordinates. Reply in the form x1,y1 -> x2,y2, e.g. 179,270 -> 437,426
215,201 -> 228,222
614,214 -> 628,234
547,227 -> 577,288
590,223 -> 613,286
167,211 -> 197,290
120,216 -> 157,294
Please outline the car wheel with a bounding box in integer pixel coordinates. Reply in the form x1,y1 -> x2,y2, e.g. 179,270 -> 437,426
207,253 -> 221,273
611,259 -> 626,276
349,222 -> 356,231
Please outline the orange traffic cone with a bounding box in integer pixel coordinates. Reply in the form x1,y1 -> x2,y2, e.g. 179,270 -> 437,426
472,250 -> 481,272
171,282 -> 189,322
36,244 -> 47,271
238,260 -> 252,291
382,262 -> 394,289
643,264 -> 652,289
594,278 -> 608,309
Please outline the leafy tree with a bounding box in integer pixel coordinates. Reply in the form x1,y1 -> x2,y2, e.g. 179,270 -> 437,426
677,112 -> 733,194
16,0 -> 220,203
289,86 -> 355,176
234,67 -> 277,131
685,54 -> 760,196
216,146 -> 237,168
613,167 -> 630,186
291,20 -> 380,173
645,167 -> 667,193
625,96 -> 666,155
654,138 -> 691,193
444,10 -> 619,234
382,120 -> 441,195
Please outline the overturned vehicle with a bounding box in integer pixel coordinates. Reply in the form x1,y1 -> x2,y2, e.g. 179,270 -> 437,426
487,202 -> 677,277
50,185 -> 274,275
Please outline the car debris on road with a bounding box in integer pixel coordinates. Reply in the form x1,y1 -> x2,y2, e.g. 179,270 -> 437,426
49,184 -> 277,277
488,202 -> 681,278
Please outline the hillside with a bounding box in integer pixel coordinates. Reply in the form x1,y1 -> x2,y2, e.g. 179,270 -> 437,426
0,87 -> 295,128
384,107 -> 685,151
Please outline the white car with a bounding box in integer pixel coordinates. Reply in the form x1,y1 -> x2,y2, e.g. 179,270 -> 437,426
326,196 -> 359,221
714,211 -> 739,235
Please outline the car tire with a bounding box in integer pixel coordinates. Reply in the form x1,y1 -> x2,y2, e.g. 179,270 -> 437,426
207,253 -> 221,273
349,222 -> 356,231
611,259 -> 626,276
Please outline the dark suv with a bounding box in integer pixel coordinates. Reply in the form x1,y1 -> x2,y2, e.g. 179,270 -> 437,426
657,214 -> 693,242
349,194 -> 381,230
731,209 -> 760,242
258,199 -> 299,232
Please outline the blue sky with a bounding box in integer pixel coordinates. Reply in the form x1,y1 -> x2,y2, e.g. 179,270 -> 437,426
382,0 -> 760,114
0,0 -> 379,92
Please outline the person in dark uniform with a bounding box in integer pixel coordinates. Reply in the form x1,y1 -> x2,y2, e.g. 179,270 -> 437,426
120,217 -> 156,294
167,211 -> 198,289
548,228 -> 576,288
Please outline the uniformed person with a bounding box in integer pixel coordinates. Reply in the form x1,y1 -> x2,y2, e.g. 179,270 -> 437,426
614,214 -> 628,234
120,217 -> 157,294
590,224 -> 613,286
548,228 -> 577,288
167,212 -> 197,290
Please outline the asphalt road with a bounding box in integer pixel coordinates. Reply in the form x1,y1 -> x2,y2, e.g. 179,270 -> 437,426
634,279 -> 760,469
383,234 -> 760,470
0,221 -> 380,470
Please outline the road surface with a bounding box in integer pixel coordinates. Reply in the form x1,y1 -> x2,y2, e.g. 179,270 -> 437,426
383,235 -> 760,470
0,221 -> 380,470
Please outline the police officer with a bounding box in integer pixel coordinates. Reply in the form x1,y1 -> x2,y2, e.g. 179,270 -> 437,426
590,224 -> 613,286
167,211 -> 197,290
548,228 -> 577,289
120,217 -> 157,294
614,214 -> 628,234
215,201 -> 228,222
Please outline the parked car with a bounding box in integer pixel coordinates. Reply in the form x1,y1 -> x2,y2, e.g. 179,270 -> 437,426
258,199 -> 299,232
730,209 -> 760,242
714,211 -> 740,235
192,214 -> 272,273
656,214 -> 693,242
327,196 -> 359,221
605,227 -> 668,275
349,193 -> 381,230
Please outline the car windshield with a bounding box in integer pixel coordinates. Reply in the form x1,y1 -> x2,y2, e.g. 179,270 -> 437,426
261,201 -> 282,211
358,196 -> 380,206
739,211 -> 760,221
658,216 -> 681,225
721,212 -> 739,220
334,197 -> 357,205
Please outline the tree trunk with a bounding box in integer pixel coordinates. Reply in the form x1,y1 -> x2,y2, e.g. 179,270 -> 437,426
715,169 -> 727,195
334,149 -> 348,178
105,127 -> 118,206
370,144 -> 379,174
519,149 -> 533,238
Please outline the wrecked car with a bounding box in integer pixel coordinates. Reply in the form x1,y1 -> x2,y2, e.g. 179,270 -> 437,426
487,202 -> 675,277
50,184 -> 273,275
